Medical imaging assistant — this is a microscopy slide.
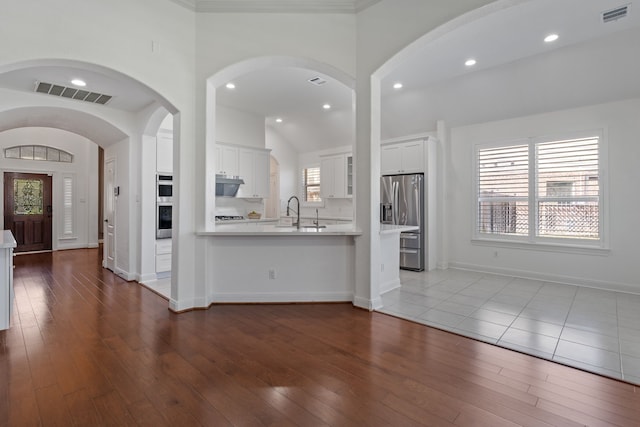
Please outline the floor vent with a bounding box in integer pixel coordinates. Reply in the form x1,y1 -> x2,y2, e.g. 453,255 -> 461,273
602,4 -> 630,23
34,81 -> 113,105
307,77 -> 327,86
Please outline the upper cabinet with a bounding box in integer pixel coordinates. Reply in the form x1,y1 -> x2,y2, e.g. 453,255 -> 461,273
381,139 -> 425,175
320,153 -> 352,199
236,147 -> 271,199
156,133 -> 173,173
215,144 -> 239,177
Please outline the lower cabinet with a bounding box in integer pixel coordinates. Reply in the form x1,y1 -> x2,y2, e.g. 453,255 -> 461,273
156,240 -> 172,273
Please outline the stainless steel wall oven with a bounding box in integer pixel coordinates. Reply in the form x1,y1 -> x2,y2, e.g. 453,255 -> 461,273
156,174 -> 173,239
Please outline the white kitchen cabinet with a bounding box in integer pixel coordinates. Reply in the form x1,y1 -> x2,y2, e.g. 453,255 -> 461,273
0,231 -> 16,331
381,140 -> 425,174
215,144 -> 239,176
320,153 -> 350,199
156,239 -> 172,273
237,148 -> 270,198
156,133 -> 173,173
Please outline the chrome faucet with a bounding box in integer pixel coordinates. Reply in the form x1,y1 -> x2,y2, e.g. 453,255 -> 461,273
286,195 -> 300,229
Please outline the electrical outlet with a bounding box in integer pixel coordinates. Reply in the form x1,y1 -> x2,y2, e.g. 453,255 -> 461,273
268,269 -> 276,280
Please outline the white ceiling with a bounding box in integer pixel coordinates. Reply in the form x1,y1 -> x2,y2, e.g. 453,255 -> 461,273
0,66 -> 157,112
216,67 -> 354,152
172,0 -> 381,13
0,0 -> 638,151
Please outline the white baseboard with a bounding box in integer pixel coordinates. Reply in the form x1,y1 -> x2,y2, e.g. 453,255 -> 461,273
449,261 -> 640,295
209,291 -> 353,305
353,295 -> 383,311
114,267 -> 136,281
380,279 -> 401,295
138,273 -> 157,283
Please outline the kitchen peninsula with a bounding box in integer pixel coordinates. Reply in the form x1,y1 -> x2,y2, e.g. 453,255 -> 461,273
196,223 -> 362,305
380,224 -> 420,294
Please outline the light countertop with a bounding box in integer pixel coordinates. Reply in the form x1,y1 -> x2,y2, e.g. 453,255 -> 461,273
379,224 -> 420,235
0,231 -> 16,249
214,216 -> 353,224
198,223 -> 362,236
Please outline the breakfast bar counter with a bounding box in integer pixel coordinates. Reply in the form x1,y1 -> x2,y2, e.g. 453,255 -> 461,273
197,223 -> 362,237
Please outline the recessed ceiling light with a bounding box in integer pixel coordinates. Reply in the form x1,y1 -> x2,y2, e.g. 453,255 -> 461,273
323,104 -> 331,110
544,33 -> 559,43
465,59 -> 477,67
275,118 -> 283,123
71,79 -> 86,87
393,82 -> 403,90
225,82 -> 236,89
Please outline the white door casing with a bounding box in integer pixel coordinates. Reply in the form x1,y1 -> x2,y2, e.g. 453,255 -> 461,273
104,158 -> 116,271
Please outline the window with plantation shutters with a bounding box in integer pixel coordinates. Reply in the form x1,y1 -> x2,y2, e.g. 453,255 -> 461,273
536,137 -> 599,239
62,175 -> 74,237
302,166 -> 321,202
475,131 -> 602,245
477,143 -> 529,236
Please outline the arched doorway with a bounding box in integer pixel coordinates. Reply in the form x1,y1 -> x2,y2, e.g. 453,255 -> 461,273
0,58 -> 180,305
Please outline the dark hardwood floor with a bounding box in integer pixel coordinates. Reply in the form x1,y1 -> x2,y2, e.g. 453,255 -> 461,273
1,248 -> 638,426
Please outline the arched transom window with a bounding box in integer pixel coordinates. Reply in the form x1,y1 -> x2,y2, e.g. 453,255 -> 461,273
5,145 -> 73,163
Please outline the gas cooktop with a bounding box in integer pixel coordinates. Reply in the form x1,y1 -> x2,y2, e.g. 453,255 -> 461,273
215,215 -> 244,221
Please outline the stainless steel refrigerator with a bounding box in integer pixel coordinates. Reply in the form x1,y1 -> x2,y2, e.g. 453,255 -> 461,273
380,173 -> 425,271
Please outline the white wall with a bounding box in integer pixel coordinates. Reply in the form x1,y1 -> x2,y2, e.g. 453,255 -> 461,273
196,11 -> 359,310
216,105 -> 266,148
0,127 -> 99,250
265,125 -> 298,208
448,98 -> 640,293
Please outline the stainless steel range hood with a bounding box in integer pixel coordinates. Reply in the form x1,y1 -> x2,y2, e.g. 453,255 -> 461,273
215,174 -> 244,197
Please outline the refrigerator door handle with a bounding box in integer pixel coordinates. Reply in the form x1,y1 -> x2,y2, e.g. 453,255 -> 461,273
400,249 -> 419,254
393,181 -> 399,225
400,234 -> 418,240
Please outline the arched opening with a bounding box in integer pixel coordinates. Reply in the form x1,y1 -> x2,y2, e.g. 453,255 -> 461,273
369,0 -> 640,383
0,58 -> 181,304
205,56 -> 356,230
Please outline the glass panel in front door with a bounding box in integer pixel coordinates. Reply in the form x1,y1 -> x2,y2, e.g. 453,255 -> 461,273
14,179 -> 43,215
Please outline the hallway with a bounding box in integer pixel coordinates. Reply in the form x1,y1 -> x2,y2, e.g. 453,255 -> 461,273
2,249 -> 639,425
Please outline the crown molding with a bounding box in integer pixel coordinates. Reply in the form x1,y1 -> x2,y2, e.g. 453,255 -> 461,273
183,0 -> 380,14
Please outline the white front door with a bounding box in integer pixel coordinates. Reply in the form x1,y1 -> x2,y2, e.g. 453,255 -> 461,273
104,158 -> 116,271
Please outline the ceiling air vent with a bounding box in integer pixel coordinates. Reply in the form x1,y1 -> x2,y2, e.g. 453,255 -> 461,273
34,81 -> 113,105
602,4 -> 630,23
307,76 -> 327,86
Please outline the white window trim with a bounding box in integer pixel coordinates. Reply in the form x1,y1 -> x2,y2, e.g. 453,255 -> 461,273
472,129 -> 608,252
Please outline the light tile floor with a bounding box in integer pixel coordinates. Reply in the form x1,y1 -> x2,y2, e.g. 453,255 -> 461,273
377,268 -> 640,385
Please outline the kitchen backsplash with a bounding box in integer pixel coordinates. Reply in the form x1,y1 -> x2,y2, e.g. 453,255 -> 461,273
215,197 -> 264,217
216,196 -> 353,219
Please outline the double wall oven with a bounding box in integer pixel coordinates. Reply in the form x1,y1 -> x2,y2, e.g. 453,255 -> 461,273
156,174 -> 172,239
